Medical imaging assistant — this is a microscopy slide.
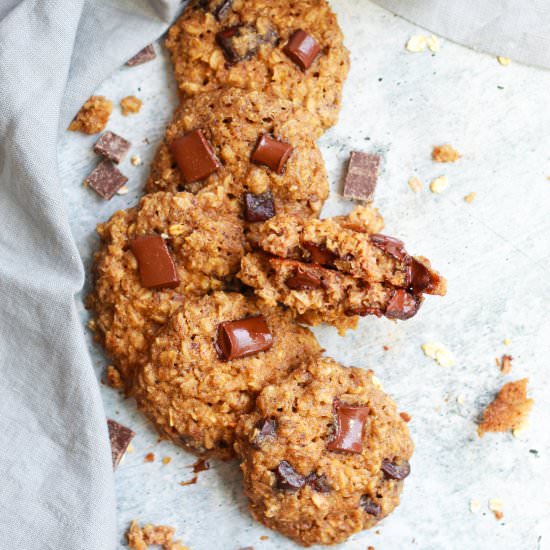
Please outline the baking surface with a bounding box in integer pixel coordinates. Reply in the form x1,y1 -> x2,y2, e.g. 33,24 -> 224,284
58,1 -> 550,548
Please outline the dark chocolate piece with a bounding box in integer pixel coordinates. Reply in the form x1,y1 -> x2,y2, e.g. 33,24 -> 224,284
283,29 -> 321,71
343,151 -> 380,202
286,265 -> 322,290
385,289 -> 420,320
252,418 -> 277,448
370,234 -> 408,262
192,458 -> 210,473
170,129 -> 220,183
360,495 -> 381,516
126,44 -> 156,66
251,134 -> 293,174
305,473 -> 331,493
302,242 -> 336,266
129,235 -> 179,289
244,191 -> 275,222
275,461 -> 305,492
93,131 -> 131,164
107,418 -> 135,469
85,159 -> 128,200
327,399 -> 370,453
381,458 -> 411,480
216,315 -> 273,360
216,24 -> 276,64
408,257 -> 439,295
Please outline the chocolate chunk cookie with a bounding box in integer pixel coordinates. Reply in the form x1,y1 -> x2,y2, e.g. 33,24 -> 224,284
133,292 -> 321,459
235,356 -> 414,546
165,0 -> 349,133
238,205 -> 447,333
146,88 -> 329,229
87,191 -> 246,389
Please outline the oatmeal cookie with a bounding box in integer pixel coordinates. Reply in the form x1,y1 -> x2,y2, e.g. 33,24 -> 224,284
165,0 -> 349,133
133,292 -> 321,459
87,191 -> 246,389
238,205 -> 447,333
146,88 -> 328,227
235,356 -> 414,546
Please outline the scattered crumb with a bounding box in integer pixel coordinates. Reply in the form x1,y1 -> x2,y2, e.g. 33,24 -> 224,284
127,444 -> 135,454
260,535 -> 269,541
405,35 -> 428,52
421,342 -> 455,367
121,95 -> 143,116
144,452 -> 155,463
368,547 -> 376,550
116,185 -> 129,195
399,411 -> 412,422
503,338 -> 511,346
496,354 -> 513,374
478,379 -> 533,436
179,477 -> 198,486
464,192 -> 476,203
497,56 -> 511,66
457,394 -> 465,405
469,499 -> 481,513
488,499 -> 504,520
126,520 -> 189,550
426,35 -> 440,52
432,144 -> 461,163
162,456 -> 172,465
383,345 -> 390,351
131,154 -> 142,166
408,176 -> 423,193
68,96 -> 112,134
429,175 -> 449,194
105,365 -> 124,390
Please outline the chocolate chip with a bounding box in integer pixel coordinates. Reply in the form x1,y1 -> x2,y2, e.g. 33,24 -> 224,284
302,242 -> 336,266
370,234 -> 408,262
107,419 -> 135,469
251,134 -> 293,174
283,29 -> 321,71
129,235 -> 179,289
252,418 -> 277,448
408,257 -> 438,294
286,265 -> 322,290
244,191 -> 275,222
360,495 -> 381,516
85,159 -> 128,200
343,151 -> 380,202
305,473 -> 331,493
216,315 -> 273,360
126,44 -> 156,66
381,459 -> 410,480
326,399 -> 370,453
93,131 -> 131,164
170,129 -> 220,184
274,461 -> 305,492
216,24 -> 276,64
384,289 -> 420,320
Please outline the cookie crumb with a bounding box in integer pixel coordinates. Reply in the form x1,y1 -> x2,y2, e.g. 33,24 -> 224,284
421,342 -> 455,367
260,535 -> 269,541
144,452 -> 155,463
432,144 -> 460,163
69,96 -> 112,134
478,379 -> 533,436
426,35 -> 440,52
405,35 -> 428,52
117,185 -> 130,195
469,499 -> 481,513
497,56 -> 511,66
497,354 -> 513,374
503,338 -> 511,346
126,520 -> 189,550
464,192 -> 476,203
457,394 -> 465,405
488,498 -> 504,520
399,411 -> 412,422
429,175 -> 449,194
408,176 -> 422,193
162,456 -> 172,465
179,477 -> 198,486
106,365 -> 124,390
121,95 -> 143,116
131,154 -> 142,166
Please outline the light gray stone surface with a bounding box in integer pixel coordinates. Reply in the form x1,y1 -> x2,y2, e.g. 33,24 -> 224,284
58,2 -> 550,548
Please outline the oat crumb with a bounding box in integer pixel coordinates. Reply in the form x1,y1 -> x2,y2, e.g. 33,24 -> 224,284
162,456 -> 172,465
408,176 -> 423,193
399,411 -> 412,422
405,35 -> 428,52
116,185 -> 129,195
260,535 -> 269,541
503,338 -> 511,346
464,192 -> 476,203
126,520 -> 189,550
126,443 -> 135,454
432,144 -> 460,163
105,365 -> 124,390
68,96 -> 112,134
421,342 -> 455,367
144,452 -> 155,463
497,56 -> 511,66
497,354 -> 513,374
121,95 -> 143,116
488,498 -> 504,520
131,154 -> 142,166
469,499 -> 481,513
457,394 -> 465,405
429,175 -> 449,194
427,35 -> 440,52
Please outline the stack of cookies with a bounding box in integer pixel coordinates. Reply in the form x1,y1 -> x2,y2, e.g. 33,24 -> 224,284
87,0 -> 447,545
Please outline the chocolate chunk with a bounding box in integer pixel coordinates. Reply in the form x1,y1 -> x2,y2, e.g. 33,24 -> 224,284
244,191 -> 275,222
381,459 -> 410,480
251,134 -> 293,174
408,257 -> 439,295
283,29 -> 321,71
327,399 -> 370,453
85,159 -> 128,200
170,129 -> 220,183
129,235 -> 179,289
286,265 -> 322,290
370,234 -> 408,262
302,242 -> 336,266
107,419 -> 135,469
385,289 -> 420,320
252,418 -> 277,448
274,461 -> 305,492
343,151 -> 380,202
305,473 -> 331,493
126,44 -> 156,66
93,131 -> 131,164
192,458 -> 210,473
216,315 -> 273,360
360,495 -> 381,516
216,24 -> 275,64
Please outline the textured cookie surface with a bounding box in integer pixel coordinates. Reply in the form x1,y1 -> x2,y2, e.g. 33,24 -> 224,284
146,88 -> 329,227
133,292 -> 322,459
87,191 -> 246,388
235,357 -> 414,546
166,0 -> 349,132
